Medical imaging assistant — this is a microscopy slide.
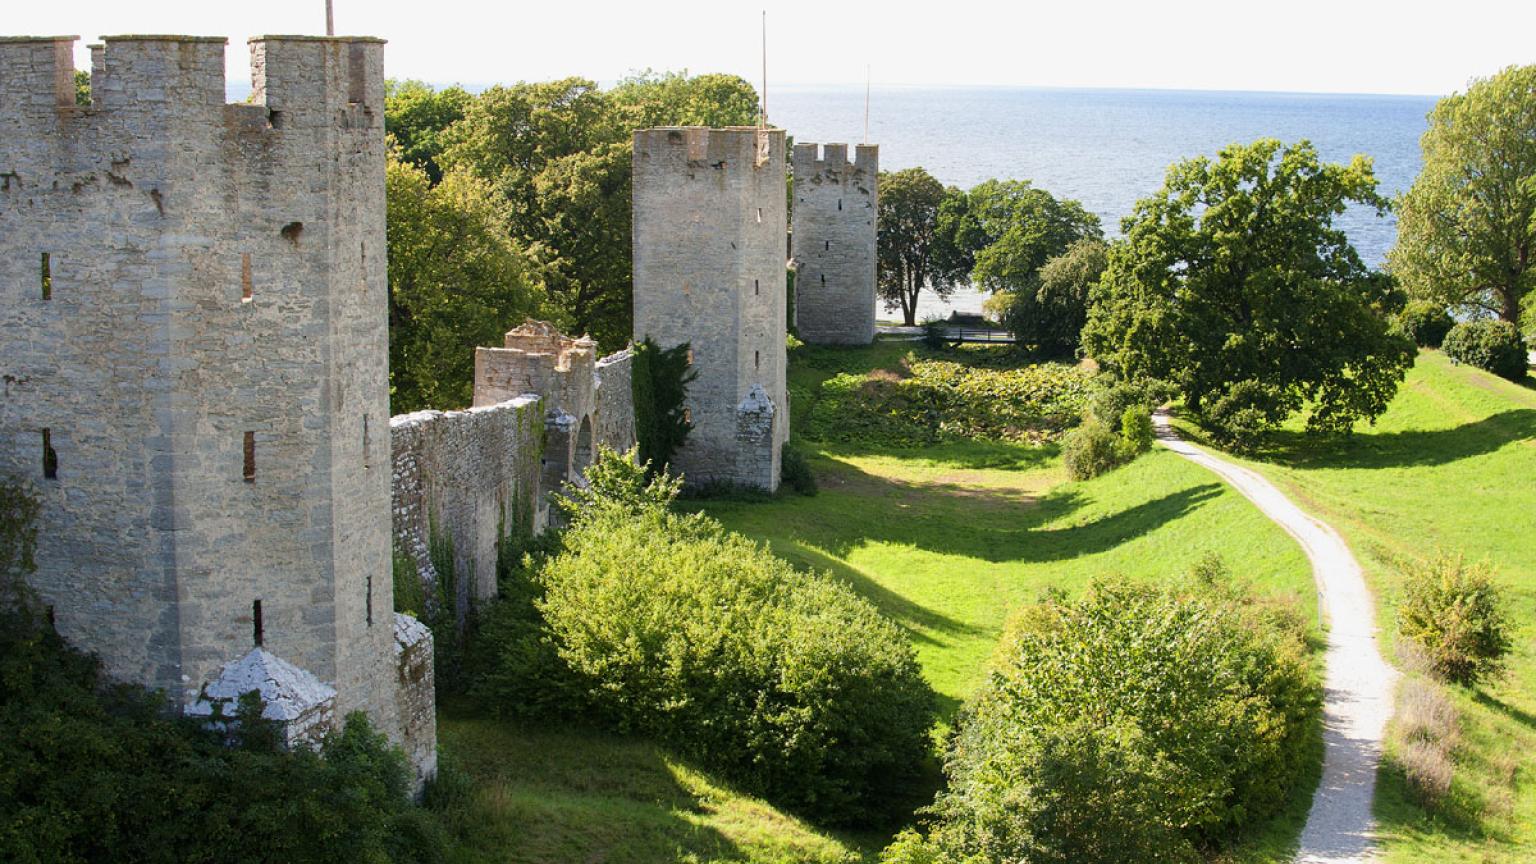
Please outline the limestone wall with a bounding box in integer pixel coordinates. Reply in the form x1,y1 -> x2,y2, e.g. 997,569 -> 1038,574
0,34 -> 427,775
389,397 -> 543,615
791,143 -> 878,345
594,349 -> 636,455
632,127 -> 788,491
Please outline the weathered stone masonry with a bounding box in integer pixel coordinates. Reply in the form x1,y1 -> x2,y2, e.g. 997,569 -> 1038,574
391,320 -> 636,614
0,34 -> 433,782
791,143 -> 878,345
632,127 -> 788,492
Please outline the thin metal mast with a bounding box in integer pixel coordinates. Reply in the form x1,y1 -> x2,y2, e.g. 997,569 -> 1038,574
864,65 -> 871,145
760,10 -> 768,127
326,0 -> 335,36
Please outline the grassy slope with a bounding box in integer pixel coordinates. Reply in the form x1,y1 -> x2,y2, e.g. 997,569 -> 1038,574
1197,351 -> 1536,863
439,711 -> 870,863
433,339 -> 1323,863
702,340 -> 1320,859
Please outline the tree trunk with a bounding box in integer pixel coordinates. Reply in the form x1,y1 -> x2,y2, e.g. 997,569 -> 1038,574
1499,286 -> 1520,326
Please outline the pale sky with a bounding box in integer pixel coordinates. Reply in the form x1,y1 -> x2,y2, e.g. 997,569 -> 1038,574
12,1 -> 1535,95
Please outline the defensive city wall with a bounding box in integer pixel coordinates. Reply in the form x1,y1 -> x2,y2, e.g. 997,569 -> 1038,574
0,27 -> 869,790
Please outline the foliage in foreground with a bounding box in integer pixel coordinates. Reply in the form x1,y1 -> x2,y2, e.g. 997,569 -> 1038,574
473,450 -> 936,825
805,353 -> 1093,447
1441,319 -> 1529,381
1083,138 -> 1415,446
0,608 -> 442,864
1386,644 -> 1461,810
1397,552 -> 1512,685
884,573 -> 1317,864
1390,64 -> 1536,330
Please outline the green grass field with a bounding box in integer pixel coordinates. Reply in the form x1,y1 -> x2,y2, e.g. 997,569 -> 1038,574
434,338 -> 1325,862
1191,351 -> 1536,863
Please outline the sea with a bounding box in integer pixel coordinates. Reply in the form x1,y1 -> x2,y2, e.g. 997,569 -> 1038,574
771,85 -> 1437,319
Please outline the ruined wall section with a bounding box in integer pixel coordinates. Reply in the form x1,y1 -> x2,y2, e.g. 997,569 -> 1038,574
632,127 -> 787,491
0,35 -> 423,775
390,396 -> 543,614
594,349 -> 636,455
791,143 -> 878,345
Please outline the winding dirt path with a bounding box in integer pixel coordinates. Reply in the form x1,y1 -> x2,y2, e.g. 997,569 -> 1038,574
1152,410 -> 1396,864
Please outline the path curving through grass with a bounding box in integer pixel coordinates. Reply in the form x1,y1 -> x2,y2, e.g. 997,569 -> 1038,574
1153,409 -> 1395,863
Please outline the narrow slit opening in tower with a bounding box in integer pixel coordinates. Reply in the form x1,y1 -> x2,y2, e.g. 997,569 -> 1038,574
243,432 -> 256,482
241,253 -> 253,302
42,429 -> 58,479
252,599 -> 264,647
363,414 -> 370,468
824,240 -> 830,251
756,207 -> 763,224
755,350 -> 760,369
366,575 -> 374,627
754,278 -> 760,295
820,274 -> 825,285
40,253 -> 52,300
838,198 -> 843,211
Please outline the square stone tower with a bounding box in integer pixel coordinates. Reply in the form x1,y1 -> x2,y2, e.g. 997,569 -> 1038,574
791,143 -> 878,345
632,127 -> 788,491
0,34 -> 431,779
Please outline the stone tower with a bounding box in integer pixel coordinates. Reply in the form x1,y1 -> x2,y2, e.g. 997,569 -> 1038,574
632,127 -> 788,491
0,34 -> 433,779
791,143 -> 878,345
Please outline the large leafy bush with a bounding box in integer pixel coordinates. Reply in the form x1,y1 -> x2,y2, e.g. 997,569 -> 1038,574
886,577 -> 1317,863
1396,301 -> 1455,348
1398,553 -> 1512,684
538,488 -> 931,821
1441,319 -> 1528,380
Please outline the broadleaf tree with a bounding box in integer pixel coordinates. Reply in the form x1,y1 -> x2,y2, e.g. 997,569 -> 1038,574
876,168 -> 972,326
1082,139 -> 1415,445
1390,64 -> 1536,332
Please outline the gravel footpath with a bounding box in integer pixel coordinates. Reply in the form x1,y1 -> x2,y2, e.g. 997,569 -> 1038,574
1153,410 -> 1396,863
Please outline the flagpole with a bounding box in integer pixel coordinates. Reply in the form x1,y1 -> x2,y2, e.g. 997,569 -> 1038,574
326,0 -> 335,36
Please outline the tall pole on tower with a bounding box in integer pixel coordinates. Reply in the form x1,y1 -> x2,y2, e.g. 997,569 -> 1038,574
326,0 -> 335,36
865,65 -> 871,145
760,10 -> 768,127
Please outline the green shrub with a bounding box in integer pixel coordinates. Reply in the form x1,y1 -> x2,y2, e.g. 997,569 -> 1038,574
1205,379 -> 1288,451
805,355 -> 1093,447
1398,553 -> 1512,684
886,580 -> 1317,863
780,441 -> 819,496
1388,647 -> 1459,810
530,506 -> 935,824
0,604 -> 442,864
632,336 -> 698,475
1442,319 -> 1528,380
1088,378 -> 1150,426
920,317 -> 948,349
1397,301 -> 1455,348
1061,416 -> 1124,480
1117,405 -> 1155,456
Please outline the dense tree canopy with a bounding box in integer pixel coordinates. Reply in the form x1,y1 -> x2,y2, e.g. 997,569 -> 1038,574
1082,139 -> 1415,443
1390,65 -> 1536,332
384,79 -> 472,183
386,154 -> 547,412
876,168 -> 971,326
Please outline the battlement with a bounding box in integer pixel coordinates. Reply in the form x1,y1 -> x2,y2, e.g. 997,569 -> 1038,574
0,33 -> 384,120
634,126 -> 785,171
792,142 -> 879,175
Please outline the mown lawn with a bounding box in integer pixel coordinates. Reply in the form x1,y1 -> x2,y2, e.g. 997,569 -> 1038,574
1190,351 -> 1536,863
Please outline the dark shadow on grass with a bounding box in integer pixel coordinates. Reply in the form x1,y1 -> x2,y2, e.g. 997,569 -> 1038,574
1239,409 -> 1536,470
811,454 -> 1223,564
785,543 -> 989,651
1471,690 -> 1536,732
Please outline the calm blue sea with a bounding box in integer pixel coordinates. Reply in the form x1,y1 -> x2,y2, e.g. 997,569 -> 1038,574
773,86 -> 1436,317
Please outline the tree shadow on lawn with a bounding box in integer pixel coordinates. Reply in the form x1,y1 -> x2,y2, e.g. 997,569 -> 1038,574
811,455 -> 1224,565
1246,409 -> 1536,471
441,712 -> 764,863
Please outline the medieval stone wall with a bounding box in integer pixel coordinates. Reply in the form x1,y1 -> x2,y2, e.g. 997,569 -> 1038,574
632,127 -> 788,491
389,396 -> 543,614
0,34 -> 432,782
594,349 -> 636,455
791,143 -> 878,344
